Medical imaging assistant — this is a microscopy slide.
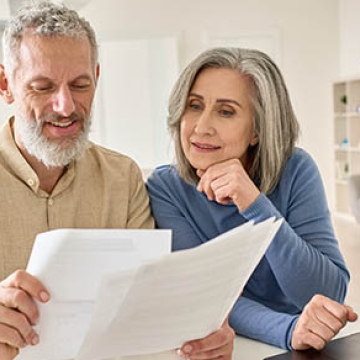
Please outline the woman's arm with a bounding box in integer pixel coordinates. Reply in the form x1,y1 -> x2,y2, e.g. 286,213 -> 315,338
240,152 -> 349,306
196,151 -> 349,306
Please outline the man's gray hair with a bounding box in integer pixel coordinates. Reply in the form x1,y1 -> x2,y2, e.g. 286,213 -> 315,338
2,1 -> 98,76
168,47 -> 300,194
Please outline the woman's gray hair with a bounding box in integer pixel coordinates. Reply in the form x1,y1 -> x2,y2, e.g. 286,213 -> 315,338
2,1 -> 98,76
168,47 -> 300,194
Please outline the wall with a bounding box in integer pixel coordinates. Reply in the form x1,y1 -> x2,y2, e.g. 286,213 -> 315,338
80,0 -> 339,207
0,0 -> 340,208
0,33 -> 14,125
339,0 -> 360,78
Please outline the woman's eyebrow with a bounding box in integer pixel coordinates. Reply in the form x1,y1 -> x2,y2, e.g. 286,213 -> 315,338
188,93 -> 203,100
217,99 -> 243,108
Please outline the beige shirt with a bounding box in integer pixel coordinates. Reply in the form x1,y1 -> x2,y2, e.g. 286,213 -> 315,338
0,119 -> 154,280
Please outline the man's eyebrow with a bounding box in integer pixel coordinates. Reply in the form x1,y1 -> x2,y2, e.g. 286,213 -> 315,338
28,76 -> 52,83
28,74 -> 93,83
71,74 -> 93,81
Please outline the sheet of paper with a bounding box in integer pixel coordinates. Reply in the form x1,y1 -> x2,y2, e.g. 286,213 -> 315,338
18,229 -> 171,360
76,218 -> 283,360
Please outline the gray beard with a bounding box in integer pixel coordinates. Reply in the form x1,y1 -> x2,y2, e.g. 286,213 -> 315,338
15,113 -> 91,168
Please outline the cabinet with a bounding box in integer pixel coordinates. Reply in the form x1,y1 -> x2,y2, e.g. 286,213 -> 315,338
333,79 -> 360,216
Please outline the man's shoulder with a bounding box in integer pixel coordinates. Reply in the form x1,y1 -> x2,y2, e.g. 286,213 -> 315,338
86,142 -> 139,168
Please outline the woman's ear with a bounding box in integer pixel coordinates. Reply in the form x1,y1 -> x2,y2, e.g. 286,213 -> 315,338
250,133 -> 259,146
0,65 -> 14,104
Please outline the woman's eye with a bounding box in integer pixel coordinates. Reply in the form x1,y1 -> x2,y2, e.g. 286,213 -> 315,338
186,100 -> 202,112
190,103 -> 201,110
219,109 -> 234,117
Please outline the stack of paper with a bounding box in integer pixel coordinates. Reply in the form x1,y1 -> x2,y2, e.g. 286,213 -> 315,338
18,218 -> 282,360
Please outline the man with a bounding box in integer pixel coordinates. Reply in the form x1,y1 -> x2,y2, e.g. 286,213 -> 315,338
0,2 -> 234,359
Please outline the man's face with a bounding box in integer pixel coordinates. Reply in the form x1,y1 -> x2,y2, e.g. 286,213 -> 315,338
9,33 -> 98,167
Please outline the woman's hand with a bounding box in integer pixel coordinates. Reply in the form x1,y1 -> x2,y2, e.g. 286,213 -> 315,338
177,319 -> 235,359
291,294 -> 358,351
197,159 -> 260,212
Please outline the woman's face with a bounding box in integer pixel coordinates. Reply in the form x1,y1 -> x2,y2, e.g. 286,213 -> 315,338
180,67 -> 258,172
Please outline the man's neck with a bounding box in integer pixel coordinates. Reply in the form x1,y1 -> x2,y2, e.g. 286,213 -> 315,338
27,157 -> 66,194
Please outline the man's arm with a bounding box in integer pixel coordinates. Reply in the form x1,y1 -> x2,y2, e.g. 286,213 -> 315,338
127,162 -> 154,229
0,270 -> 50,359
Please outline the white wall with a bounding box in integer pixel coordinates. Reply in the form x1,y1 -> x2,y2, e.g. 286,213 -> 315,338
0,0 -> 340,207
92,37 -> 179,168
339,0 -> 360,78
79,0 -> 339,207
0,32 -> 14,126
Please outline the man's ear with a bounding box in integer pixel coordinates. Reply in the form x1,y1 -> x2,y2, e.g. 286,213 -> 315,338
0,65 -> 14,104
95,63 -> 100,84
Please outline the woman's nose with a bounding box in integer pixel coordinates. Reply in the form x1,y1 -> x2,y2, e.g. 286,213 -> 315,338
194,110 -> 215,135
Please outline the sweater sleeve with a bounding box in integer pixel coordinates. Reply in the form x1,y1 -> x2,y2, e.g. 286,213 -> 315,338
147,169 -> 204,249
229,296 -> 298,350
229,153 -> 349,349
241,154 -> 349,307
147,154 -> 350,350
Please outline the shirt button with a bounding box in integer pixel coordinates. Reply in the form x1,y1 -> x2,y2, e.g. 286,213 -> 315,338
27,179 -> 35,186
48,199 -> 54,206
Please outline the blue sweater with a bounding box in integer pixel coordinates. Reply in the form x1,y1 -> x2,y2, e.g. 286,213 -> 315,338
146,148 -> 349,350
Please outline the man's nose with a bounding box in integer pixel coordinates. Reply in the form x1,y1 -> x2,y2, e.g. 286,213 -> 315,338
52,86 -> 75,117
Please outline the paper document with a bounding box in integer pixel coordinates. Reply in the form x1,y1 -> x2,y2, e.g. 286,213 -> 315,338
19,218 -> 282,360
18,229 -> 171,360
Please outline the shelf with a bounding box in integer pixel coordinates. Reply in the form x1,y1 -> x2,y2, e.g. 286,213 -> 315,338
335,179 -> 348,185
334,112 -> 360,117
334,146 -> 360,152
333,78 -> 360,214
333,211 -> 356,223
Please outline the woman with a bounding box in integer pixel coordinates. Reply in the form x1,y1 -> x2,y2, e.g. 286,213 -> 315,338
147,47 -> 357,352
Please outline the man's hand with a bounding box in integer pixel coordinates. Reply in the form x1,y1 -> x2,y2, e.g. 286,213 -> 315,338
177,319 -> 235,359
291,294 -> 358,351
0,270 -> 50,359
0,344 -> 19,360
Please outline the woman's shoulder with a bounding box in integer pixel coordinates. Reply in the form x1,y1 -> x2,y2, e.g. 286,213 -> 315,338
149,164 -> 178,181
286,147 -> 318,171
147,165 -> 200,206
279,147 -> 321,188
147,164 -> 186,191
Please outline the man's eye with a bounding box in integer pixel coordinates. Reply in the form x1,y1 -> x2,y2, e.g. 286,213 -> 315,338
32,85 -> 53,92
71,83 -> 91,90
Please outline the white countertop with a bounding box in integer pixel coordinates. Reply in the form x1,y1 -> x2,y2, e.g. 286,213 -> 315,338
117,305 -> 360,360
